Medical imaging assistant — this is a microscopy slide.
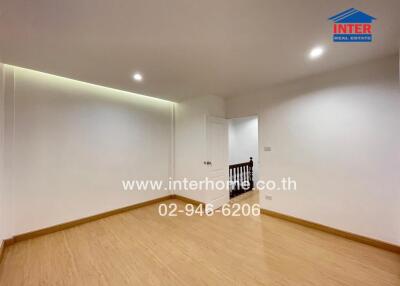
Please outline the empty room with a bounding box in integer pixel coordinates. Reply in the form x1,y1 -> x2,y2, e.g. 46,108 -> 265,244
0,1 -> 399,285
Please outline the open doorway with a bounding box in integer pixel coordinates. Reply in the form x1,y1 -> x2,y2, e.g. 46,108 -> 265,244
228,116 -> 259,199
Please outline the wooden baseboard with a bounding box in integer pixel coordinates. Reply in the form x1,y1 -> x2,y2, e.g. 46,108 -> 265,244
170,194 -> 204,206
3,238 -> 14,247
6,195 -> 173,246
2,194 -> 203,249
0,240 -> 4,263
261,208 -> 400,254
4,195 -> 397,259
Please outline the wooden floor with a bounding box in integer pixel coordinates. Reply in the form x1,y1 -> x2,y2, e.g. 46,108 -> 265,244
0,191 -> 399,285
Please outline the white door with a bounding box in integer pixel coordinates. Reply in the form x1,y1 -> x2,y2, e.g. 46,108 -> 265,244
205,116 -> 229,208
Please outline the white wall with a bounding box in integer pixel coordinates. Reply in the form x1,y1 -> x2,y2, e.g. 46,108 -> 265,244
174,95 -> 225,202
0,64 -> 5,241
227,55 -> 400,245
4,66 -> 174,236
228,116 -> 258,182
0,64 -> 15,241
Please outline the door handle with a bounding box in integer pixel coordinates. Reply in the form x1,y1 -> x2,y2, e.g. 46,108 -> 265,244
203,161 -> 212,165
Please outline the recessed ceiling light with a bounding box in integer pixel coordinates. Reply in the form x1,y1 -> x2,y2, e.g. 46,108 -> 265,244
132,72 -> 143,82
309,47 -> 324,59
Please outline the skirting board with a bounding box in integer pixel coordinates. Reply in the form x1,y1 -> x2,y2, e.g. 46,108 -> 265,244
2,196 -> 398,265
0,240 -> 4,263
261,208 -> 400,254
170,194 -> 204,206
2,194 -> 204,250
6,195 -> 174,247
0,194 -> 206,265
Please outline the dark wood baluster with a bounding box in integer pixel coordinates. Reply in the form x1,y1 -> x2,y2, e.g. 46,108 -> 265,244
245,165 -> 249,189
249,157 -> 254,190
228,157 -> 255,198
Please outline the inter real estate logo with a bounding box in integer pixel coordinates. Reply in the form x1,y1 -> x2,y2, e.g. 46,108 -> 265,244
329,8 -> 376,42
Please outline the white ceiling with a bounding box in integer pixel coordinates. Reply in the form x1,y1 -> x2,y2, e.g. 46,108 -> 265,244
0,0 -> 399,101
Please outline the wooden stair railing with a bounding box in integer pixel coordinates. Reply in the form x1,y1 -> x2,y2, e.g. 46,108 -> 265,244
229,157 -> 254,198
